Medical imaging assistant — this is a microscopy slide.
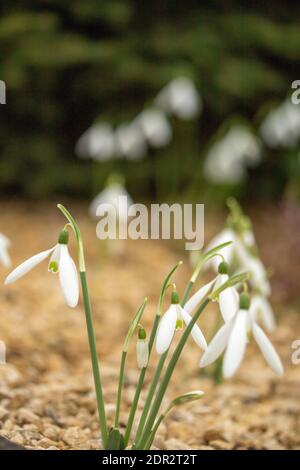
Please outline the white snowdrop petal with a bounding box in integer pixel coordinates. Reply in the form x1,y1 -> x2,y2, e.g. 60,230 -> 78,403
58,245 -> 79,308
252,323 -> 283,375
155,305 -> 177,354
136,340 -> 149,369
4,248 -> 54,285
179,306 -> 207,350
184,278 -> 217,314
0,246 -> 11,268
48,244 -> 61,272
219,284 -> 239,323
250,296 -> 276,332
223,310 -> 248,378
199,320 -> 233,368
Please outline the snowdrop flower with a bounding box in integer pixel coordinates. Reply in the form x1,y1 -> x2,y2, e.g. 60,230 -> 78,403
89,179 -> 133,220
5,230 -> 79,308
137,108 -> 172,148
0,233 -> 11,267
136,327 -> 149,369
156,290 -> 207,355
204,125 -> 261,184
249,294 -> 276,332
260,100 -> 300,148
115,122 -> 146,160
155,77 -> 202,120
204,228 -> 237,271
200,293 -> 283,378
75,123 -> 116,161
235,242 -> 271,297
185,261 -> 238,323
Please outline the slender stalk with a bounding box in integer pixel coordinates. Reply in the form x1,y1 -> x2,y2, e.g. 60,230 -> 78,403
57,206 -> 108,448
114,351 -> 127,427
80,271 -> 108,448
123,315 -> 159,446
133,280 -> 193,442
124,262 -> 181,446
136,298 -> 209,449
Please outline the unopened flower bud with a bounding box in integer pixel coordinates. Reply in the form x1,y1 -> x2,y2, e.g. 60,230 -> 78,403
136,327 -> 149,369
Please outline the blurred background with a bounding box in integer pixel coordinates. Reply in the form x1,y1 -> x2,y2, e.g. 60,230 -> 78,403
0,1 -> 300,451
0,0 -> 300,202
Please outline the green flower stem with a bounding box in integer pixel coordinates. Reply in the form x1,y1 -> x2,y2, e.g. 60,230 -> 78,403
133,279 -> 194,443
136,298 -> 209,449
57,205 -> 108,448
123,315 -> 159,447
114,351 -> 127,427
80,271 -> 108,448
124,262 -> 182,447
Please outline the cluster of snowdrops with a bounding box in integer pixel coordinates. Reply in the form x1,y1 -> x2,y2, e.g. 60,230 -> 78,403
0,200 -> 283,450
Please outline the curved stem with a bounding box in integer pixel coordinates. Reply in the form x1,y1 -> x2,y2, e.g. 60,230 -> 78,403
136,298 -> 209,449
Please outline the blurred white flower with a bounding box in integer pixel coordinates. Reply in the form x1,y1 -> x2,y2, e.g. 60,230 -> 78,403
0,233 -> 11,268
75,123 -> 116,161
156,291 -> 207,355
89,181 -> 133,220
200,303 -> 283,378
137,108 -> 172,148
249,294 -> 276,332
115,122 -> 146,160
5,231 -> 79,308
260,100 -> 300,148
155,77 -> 202,120
204,125 -> 261,184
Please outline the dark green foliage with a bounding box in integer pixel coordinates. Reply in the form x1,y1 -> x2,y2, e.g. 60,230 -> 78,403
0,1 -> 299,200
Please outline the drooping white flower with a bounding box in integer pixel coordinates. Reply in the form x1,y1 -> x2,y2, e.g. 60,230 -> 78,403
156,291 -> 207,355
137,108 -> 172,148
75,123 -> 116,161
204,227 -> 271,298
115,122 -> 147,160
0,233 -> 11,268
185,262 -> 239,323
200,294 -> 283,378
249,294 -> 276,332
260,100 -> 300,149
204,228 -> 237,271
89,179 -> 133,220
5,230 -> 79,308
136,327 -> 149,369
204,125 -> 261,184
155,77 -> 202,120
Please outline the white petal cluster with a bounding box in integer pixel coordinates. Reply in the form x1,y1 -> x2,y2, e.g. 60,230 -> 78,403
260,100 -> 300,148
5,241 -> 79,308
155,77 -> 202,120
156,302 -> 207,355
76,123 -> 116,161
0,233 -> 11,268
137,108 -> 172,148
89,182 -> 133,220
200,306 -> 283,378
204,125 -> 261,184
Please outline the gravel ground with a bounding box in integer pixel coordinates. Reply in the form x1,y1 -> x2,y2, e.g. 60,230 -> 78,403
0,201 -> 299,450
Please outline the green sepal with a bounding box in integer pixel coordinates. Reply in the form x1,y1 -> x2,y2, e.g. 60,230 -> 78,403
107,427 -> 125,450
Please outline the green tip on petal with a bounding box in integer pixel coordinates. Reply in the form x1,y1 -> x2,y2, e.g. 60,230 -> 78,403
176,318 -> 183,330
49,261 -> 59,273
